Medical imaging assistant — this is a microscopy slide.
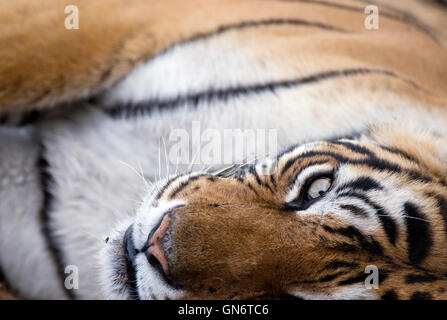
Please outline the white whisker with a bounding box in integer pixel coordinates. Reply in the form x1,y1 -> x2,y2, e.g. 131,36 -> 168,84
376,214 -> 431,224
115,159 -> 150,193
158,137 -> 162,181
162,136 -> 170,179
188,143 -> 201,173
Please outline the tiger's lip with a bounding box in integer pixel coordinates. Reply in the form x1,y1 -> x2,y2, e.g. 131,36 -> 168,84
123,225 -> 140,300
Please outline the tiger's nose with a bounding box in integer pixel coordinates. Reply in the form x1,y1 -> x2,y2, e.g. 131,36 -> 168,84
146,212 -> 172,278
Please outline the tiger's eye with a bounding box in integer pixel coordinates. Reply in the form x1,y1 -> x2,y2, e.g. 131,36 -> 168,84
306,178 -> 332,200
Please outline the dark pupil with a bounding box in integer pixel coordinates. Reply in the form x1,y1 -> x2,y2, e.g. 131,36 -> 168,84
306,187 -> 326,201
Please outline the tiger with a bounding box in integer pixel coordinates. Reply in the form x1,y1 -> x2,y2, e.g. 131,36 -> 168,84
1,0 -> 447,300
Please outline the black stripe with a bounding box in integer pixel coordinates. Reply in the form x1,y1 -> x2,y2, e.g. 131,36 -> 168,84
235,175 -> 245,183
338,271 -> 366,286
250,166 -> 275,193
376,144 -> 418,163
154,18 -> 347,58
107,68 -> 427,118
339,204 -> 369,217
207,176 -> 217,182
290,150 -> 433,185
325,260 -> 359,270
331,140 -> 374,157
280,0 -> 439,43
405,273 -> 441,284
280,158 -> 328,177
234,167 -> 247,183
336,177 -> 383,193
404,202 -> 433,266
301,270 -> 350,284
411,291 -> 433,300
331,243 -> 358,252
381,290 -> 398,300
333,134 -> 416,165
338,191 -> 398,246
168,175 -> 200,199
263,181 -> 274,193
248,165 -> 263,187
375,207 -> 398,246
38,143 -> 74,299
122,226 -> 140,300
300,142 -> 410,187
326,131 -> 364,143
154,175 -> 183,201
378,269 -> 391,283
269,174 -> 277,188
247,182 -> 259,196
315,271 -> 348,283
275,131 -> 363,162
332,140 -> 419,178
323,225 -> 383,255
433,194 -> 447,242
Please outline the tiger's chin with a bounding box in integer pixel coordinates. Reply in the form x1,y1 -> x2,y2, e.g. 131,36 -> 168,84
99,185 -> 185,300
99,218 -> 136,300
99,220 -> 177,300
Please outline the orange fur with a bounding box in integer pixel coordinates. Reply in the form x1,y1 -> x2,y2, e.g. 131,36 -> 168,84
152,133 -> 447,299
1,0 -> 447,111
2,0 -> 447,300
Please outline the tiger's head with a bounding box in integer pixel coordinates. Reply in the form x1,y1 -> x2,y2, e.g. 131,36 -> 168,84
100,125 -> 447,300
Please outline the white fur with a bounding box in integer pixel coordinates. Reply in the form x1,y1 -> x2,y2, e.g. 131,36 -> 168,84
290,284 -> 379,300
132,197 -> 186,300
99,31 -> 291,106
2,30 -> 447,300
0,127 -> 65,299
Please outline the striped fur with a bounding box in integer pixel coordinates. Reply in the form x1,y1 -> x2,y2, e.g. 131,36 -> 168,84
118,127 -> 447,300
1,0 -> 447,300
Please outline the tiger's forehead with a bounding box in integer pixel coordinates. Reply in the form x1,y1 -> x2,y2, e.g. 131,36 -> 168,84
276,139 -> 358,163
275,140 -> 346,172
276,138 -> 418,167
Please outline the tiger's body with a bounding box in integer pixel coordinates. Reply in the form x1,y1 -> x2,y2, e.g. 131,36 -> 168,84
1,0 -> 447,299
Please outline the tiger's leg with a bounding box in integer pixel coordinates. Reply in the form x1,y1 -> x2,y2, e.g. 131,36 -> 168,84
0,126 -> 65,299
